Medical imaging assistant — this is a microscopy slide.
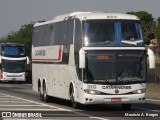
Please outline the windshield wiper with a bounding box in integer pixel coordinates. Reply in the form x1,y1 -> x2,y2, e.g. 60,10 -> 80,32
84,79 -> 114,85
121,40 -> 143,45
91,40 -> 111,45
93,79 -> 114,85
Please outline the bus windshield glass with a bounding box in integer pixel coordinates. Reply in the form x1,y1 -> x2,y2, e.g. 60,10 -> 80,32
83,20 -> 115,46
2,46 -> 26,57
84,50 -> 146,84
2,59 -> 26,73
121,21 -> 143,46
83,20 -> 144,47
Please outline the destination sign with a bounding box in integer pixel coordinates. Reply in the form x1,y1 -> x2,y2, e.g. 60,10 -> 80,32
3,47 -> 25,56
4,47 -> 19,55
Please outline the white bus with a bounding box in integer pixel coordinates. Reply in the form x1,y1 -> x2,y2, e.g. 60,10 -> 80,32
32,12 -> 154,109
0,43 -> 30,82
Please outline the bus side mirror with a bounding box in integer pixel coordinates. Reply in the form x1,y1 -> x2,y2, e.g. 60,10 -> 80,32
147,48 -> 155,69
27,56 -> 30,65
79,49 -> 86,68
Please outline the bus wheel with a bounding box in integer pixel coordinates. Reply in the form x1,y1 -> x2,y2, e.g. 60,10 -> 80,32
43,83 -> 49,102
39,86 -> 44,101
121,104 -> 132,110
70,85 -> 79,109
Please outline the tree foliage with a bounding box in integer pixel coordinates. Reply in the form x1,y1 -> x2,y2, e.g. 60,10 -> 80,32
2,23 -> 33,57
155,17 -> 160,42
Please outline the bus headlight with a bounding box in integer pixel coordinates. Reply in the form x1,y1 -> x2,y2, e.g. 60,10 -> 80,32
84,89 -> 101,95
133,89 -> 146,94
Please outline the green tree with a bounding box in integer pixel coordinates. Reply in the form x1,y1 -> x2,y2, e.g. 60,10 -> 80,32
6,23 -> 33,57
127,11 -> 156,44
155,17 -> 160,42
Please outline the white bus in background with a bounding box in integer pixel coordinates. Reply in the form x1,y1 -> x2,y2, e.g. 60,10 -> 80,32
0,43 -> 30,82
32,12 -> 155,109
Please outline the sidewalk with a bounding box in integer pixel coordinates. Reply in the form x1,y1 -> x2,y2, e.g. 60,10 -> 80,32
146,83 -> 160,100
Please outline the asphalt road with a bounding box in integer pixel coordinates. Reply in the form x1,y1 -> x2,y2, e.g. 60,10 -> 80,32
0,82 -> 159,120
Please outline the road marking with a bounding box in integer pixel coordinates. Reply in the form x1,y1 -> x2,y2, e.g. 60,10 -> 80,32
90,117 -> 110,120
0,93 -> 112,120
0,108 -> 62,111
0,101 -> 36,103
0,105 -> 51,106
0,92 -> 159,120
0,93 -> 70,111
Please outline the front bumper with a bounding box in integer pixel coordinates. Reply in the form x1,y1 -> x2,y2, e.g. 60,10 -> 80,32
0,73 -> 26,82
79,93 -> 145,105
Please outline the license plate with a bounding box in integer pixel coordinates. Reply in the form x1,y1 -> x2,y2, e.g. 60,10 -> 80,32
12,78 -> 16,80
111,98 -> 121,102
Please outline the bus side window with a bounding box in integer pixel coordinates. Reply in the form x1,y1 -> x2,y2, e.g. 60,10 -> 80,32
32,27 -> 39,47
66,20 -> 74,44
54,22 -> 61,45
54,22 -> 67,45
33,25 -> 50,47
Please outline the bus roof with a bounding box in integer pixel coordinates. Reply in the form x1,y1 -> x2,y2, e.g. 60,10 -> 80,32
74,12 -> 139,20
34,11 -> 139,27
1,43 -> 25,47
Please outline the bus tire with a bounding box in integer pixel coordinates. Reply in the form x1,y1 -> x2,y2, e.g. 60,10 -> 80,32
70,85 -> 79,109
39,85 -> 44,101
121,104 -> 132,110
43,83 -> 49,102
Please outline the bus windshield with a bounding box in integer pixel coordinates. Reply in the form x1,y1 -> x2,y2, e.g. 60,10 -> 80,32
84,50 -> 146,84
83,20 -> 144,47
2,59 -> 26,73
120,21 -> 143,46
83,20 -> 115,46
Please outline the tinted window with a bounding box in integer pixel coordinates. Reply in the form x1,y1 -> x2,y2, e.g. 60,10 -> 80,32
121,22 -> 141,40
83,20 -> 115,46
54,22 -> 67,45
33,20 -> 74,47
33,24 -> 54,46
2,59 -> 26,73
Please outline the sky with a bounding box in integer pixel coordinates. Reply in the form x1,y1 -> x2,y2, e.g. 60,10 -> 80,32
0,0 -> 160,38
